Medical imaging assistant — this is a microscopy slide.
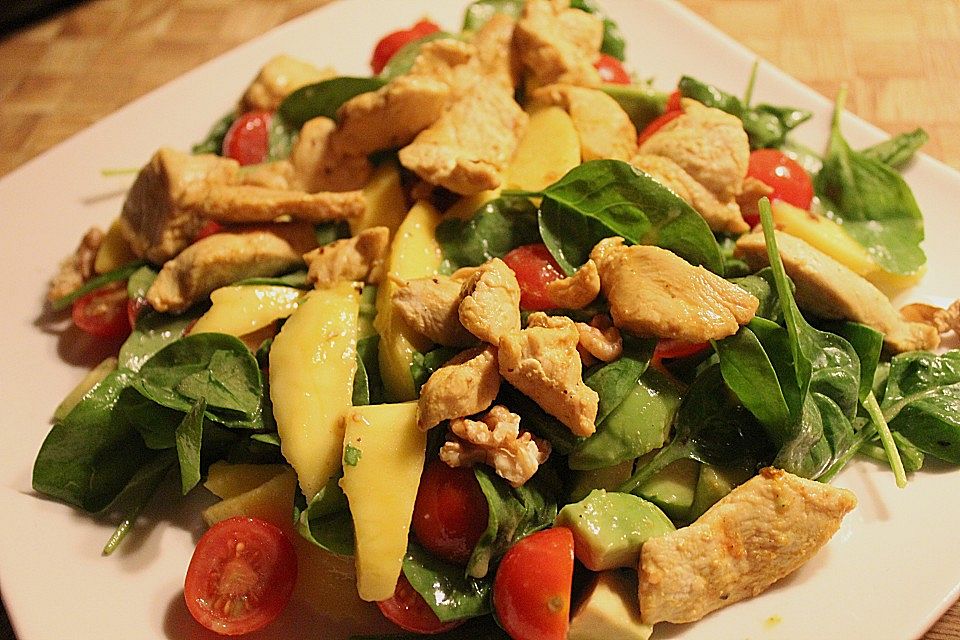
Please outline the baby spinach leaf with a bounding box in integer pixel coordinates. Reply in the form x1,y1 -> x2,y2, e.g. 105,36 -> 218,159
821,321 -> 884,401
403,543 -> 492,622
119,387 -> 186,449
279,77 -> 386,129
730,267 -> 786,323
600,83 -> 668,132
381,32 -> 458,81
101,450 -> 176,555
583,333 -> 656,425
497,385 -> 584,455
436,196 -> 541,269
861,127 -> 929,169
462,0 -> 523,32
233,270 -> 311,288
570,0 -> 626,61
536,160 -> 723,275
295,477 -> 355,556
119,308 -> 201,372
192,112 -> 235,155
411,346 -> 462,394
175,398 -> 206,494
813,91 -> 926,275
353,335 -> 382,406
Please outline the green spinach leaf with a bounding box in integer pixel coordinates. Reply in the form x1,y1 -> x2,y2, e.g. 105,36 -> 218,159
600,83 -> 668,132
403,543 -> 492,622
583,333 -> 656,424
279,77 -> 386,129
119,308 -> 201,372
436,196 -> 541,269
50,260 -> 147,311
861,127 -> 929,169
462,0 -> 523,32
411,346 -> 462,394
570,0 -> 626,61
101,450 -> 176,555
175,398 -> 206,494
192,112 -> 235,155
295,477 -> 355,556
381,32 -> 458,81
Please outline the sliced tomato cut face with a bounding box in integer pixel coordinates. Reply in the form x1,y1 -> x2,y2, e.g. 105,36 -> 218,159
377,574 -> 464,635
412,460 -> 489,566
184,516 -> 298,636
72,281 -> 131,340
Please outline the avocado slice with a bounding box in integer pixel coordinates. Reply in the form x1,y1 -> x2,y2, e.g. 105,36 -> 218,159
568,570 -> 653,640
686,464 -> 754,521
568,461 -> 633,503
556,489 -> 674,571
637,457 -> 700,522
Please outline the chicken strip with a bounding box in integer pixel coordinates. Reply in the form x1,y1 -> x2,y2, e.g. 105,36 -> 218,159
146,223 -> 316,314
417,345 -> 501,431
734,231 -> 940,353
391,275 -> 477,348
459,258 -> 523,344
530,84 -> 638,161
639,468 -> 857,624
240,54 -> 334,112
513,0 -> 603,90
591,237 -> 758,342
303,227 -> 389,288
498,312 -> 599,437
289,116 -> 373,193
545,258 -> 600,309
197,184 -> 364,224
471,13 -> 521,90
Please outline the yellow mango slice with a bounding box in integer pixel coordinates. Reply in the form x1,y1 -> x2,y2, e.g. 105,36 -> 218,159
374,201 -> 443,402
505,105 -> 581,192
190,285 -> 301,337
94,219 -> 137,275
352,160 -> 408,236
270,282 -> 360,500
340,402 -> 426,601
204,461 -> 290,500
444,188 -> 502,221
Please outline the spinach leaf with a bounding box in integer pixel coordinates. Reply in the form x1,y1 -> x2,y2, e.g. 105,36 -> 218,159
467,465 -> 560,579
354,335 -> 382,405
119,387 -> 186,449
233,270 -> 311,288
570,367 -> 681,470
192,112 -> 235,155
536,160 -> 723,275
462,0 -> 523,32
411,346 -> 462,394
821,321 -> 884,401
267,115 -> 297,162
813,91 -> 926,275
497,385 -> 584,455
101,450 -> 176,555
295,477 -> 355,556
677,76 -> 811,149
50,260 -> 147,311
119,308 -> 201,372
861,127 -> 929,169
33,370 -> 155,512
583,333 -> 656,424
881,350 -> 960,463
731,267 -> 785,323
403,543 -> 492,622
381,32 -> 458,81
127,264 -> 158,300
175,398 -> 206,494
279,77 -> 386,129
570,0 -> 626,61
600,83 -> 668,132
436,196 -> 541,269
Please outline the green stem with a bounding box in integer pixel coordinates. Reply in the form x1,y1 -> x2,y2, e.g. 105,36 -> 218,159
863,391 -> 907,488
743,59 -> 759,107
819,425 -> 874,483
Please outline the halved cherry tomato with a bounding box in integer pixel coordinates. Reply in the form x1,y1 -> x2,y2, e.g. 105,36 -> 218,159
637,109 -> 682,145
746,148 -> 814,216
194,220 -> 225,243
493,527 -> 574,640
222,110 -> 272,166
377,574 -> 464,635
653,338 -> 710,361
370,19 -> 440,75
502,244 -> 563,311
184,516 -> 298,636
72,281 -> 131,340
412,460 -> 489,566
594,53 -> 630,85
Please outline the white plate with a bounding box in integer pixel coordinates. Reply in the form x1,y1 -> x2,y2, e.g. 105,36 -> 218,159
1,1 -> 959,639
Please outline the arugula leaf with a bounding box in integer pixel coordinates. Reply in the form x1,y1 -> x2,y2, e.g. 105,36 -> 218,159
436,196 -> 541,270
861,127 -> 929,169
403,543 -> 492,622
381,32 -> 458,81
462,0 -> 523,32
570,0 -> 626,61
192,112 -> 235,155
295,478 -> 355,556
175,398 -> 206,494
813,90 -> 926,275
535,160 -> 724,275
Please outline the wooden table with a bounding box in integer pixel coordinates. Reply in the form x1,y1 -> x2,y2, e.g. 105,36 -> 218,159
0,1 -> 957,638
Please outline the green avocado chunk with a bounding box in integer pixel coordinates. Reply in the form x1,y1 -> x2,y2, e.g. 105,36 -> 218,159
568,570 -> 653,640
555,489 -> 675,571
686,463 -> 754,522
636,457 -> 700,522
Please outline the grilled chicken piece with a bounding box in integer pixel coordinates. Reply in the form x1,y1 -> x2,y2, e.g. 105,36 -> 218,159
471,13 -> 521,90
575,315 -> 622,363
399,83 -> 527,195
239,54 -> 333,113
459,258 -> 523,344
48,227 -> 103,302
146,223 -> 316,314
545,258 -> 601,309
591,237 -> 758,342
513,0 -> 603,90
391,276 -> 477,348
441,404 -> 551,489
303,227 -> 389,288
406,39 -> 480,100
639,468 -> 857,624
417,346 -> 501,431
498,312 -> 599,437
734,231 -> 940,353
634,98 -> 750,234
530,84 -> 638,161
290,117 -> 373,193
197,184 -> 364,224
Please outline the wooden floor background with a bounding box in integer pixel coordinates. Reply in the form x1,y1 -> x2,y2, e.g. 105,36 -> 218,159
1,1 -> 959,638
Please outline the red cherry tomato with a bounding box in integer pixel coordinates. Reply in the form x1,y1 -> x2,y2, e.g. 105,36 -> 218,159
72,281 -> 132,340
412,460 -> 489,566
665,89 -> 682,112
594,53 -> 630,85
377,574 -> 464,635
746,148 -> 814,215
653,338 -> 711,361
493,527 -> 574,640
222,110 -> 272,166
502,244 -> 564,311
184,516 -> 298,636
194,220 -> 225,243
370,19 -> 441,75
637,109 -> 683,145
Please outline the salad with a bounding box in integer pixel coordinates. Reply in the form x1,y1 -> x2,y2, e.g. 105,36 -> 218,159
30,1 -> 960,639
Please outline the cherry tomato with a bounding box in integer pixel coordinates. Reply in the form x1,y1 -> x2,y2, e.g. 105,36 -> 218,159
502,244 -> 563,311
72,281 -> 132,340
637,109 -> 683,145
493,527 -> 574,640
194,220 -> 225,243
665,89 -> 682,112
594,53 -> 630,85
370,19 -> 440,75
377,574 -> 464,635
746,148 -> 814,213
653,338 -> 710,361
412,460 -> 489,566
184,516 -> 298,636
222,110 -> 272,166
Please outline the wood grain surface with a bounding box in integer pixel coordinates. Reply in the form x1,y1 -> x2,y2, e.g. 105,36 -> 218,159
0,1 -> 958,638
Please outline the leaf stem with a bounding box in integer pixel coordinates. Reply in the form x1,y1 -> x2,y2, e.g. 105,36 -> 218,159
743,59 -> 759,107
863,391 -> 907,488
